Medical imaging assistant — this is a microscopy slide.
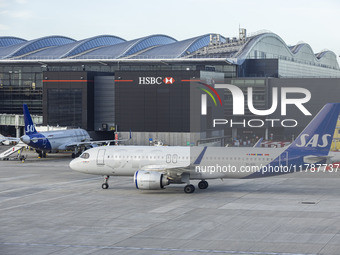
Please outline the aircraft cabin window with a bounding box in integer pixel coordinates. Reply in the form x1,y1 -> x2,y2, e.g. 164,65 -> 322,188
80,153 -> 90,159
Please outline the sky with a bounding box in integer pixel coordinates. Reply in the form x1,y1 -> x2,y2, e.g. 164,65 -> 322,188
1,0 -> 339,60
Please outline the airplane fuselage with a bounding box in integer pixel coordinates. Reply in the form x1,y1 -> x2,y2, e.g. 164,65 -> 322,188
21,129 -> 90,153
70,145 -> 289,179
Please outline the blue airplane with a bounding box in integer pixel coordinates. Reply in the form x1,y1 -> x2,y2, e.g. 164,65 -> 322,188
2,104 -> 130,158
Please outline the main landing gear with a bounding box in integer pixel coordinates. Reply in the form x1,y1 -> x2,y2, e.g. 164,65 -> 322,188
102,176 -> 110,189
198,180 -> 209,190
37,150 -> 47,158
184,180 -> 209,193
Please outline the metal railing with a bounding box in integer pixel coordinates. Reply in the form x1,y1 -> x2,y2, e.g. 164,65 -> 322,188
0,114 -> 42,127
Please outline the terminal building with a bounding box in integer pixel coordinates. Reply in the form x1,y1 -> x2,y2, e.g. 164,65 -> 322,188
1,29 -> 340,146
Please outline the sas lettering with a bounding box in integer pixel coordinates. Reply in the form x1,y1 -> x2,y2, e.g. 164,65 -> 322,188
26,125 -> 35,133
295,134 -> 331,147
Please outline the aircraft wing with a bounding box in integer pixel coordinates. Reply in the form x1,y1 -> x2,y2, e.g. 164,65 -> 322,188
63,131 -> 132,149
0,136 -> 20,142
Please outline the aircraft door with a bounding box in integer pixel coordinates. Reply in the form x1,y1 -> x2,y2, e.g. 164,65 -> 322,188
97,149 -> 106,165
166,154 -> 171,163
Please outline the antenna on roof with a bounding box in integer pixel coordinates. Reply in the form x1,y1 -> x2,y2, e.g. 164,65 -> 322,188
239,28 -> 247,42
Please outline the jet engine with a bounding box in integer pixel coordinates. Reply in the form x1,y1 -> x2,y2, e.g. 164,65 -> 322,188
134,170 -> 169,190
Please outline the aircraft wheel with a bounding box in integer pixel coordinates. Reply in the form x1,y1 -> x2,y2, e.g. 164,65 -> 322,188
102,183 -> 109,189
198,180 -> 208,189
184,184 -> 195,194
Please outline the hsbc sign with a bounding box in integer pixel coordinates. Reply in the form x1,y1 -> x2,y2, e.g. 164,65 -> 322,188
138,77 -> 175,85
163,77 -> 175,84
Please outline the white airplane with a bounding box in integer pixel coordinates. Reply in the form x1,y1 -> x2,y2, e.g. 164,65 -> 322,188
69,103 -> 340,193
3,104 -> 130,158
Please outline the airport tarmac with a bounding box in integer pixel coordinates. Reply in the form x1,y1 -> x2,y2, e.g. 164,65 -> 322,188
1,146 -> 340,255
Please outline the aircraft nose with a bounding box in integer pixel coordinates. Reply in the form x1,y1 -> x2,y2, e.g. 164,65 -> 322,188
21,135 -> 31,144
69,159 -> 78,171
69,158 -> 85,172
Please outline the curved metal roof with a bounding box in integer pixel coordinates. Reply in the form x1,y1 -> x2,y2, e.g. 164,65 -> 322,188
20,35 -> 126,59
134,34 -> 226,59
75,34 -> 176,59
0,36 -> 75,59
0,36 -> 27,47
0,33 -> 338,71
230,33 -> 339,69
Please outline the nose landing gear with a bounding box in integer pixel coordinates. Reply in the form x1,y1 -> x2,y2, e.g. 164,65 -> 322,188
102,176 -> 110,189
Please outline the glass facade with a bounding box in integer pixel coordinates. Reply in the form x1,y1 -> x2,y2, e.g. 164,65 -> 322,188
0,65 -> 43,114
47,88 -> 82,127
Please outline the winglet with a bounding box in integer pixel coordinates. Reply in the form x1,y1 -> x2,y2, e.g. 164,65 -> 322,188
23,104 -> 37,135
253,137 -> 263,148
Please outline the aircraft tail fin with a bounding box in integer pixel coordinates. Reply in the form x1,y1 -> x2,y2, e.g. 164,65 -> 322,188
287,103 -> 340,155
23,104 -> 37,135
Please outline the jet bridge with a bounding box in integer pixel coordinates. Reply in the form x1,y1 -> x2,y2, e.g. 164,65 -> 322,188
0,114 -> 42,138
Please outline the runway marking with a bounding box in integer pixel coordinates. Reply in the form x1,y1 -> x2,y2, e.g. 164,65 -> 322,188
0,242 -> 318,255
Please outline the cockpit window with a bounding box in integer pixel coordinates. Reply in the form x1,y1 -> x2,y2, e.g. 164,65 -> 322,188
80,152 -> 90,159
